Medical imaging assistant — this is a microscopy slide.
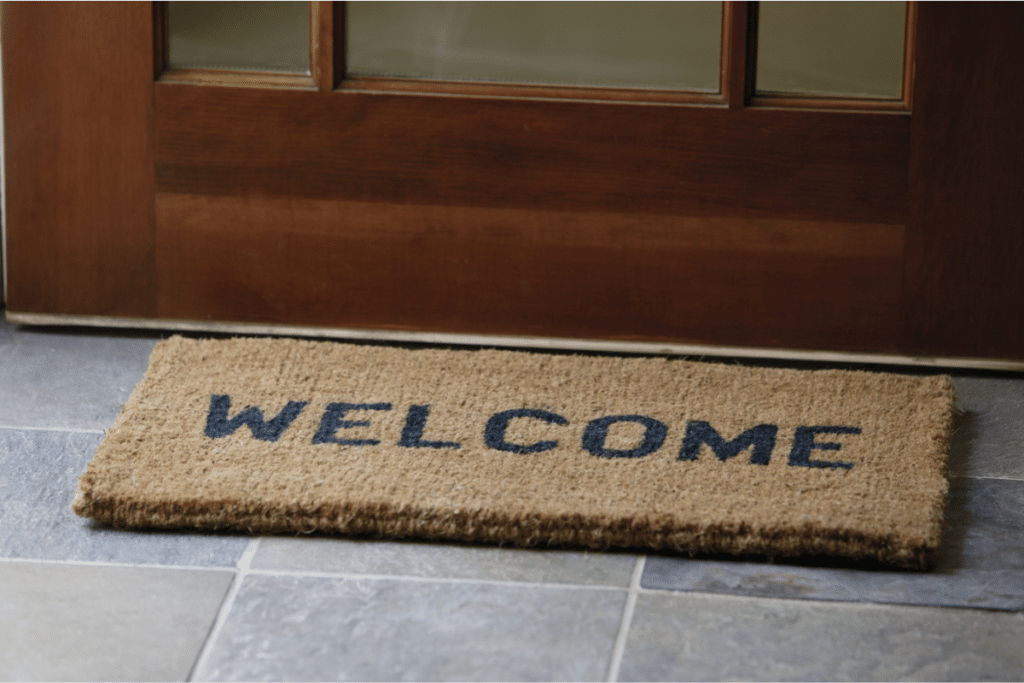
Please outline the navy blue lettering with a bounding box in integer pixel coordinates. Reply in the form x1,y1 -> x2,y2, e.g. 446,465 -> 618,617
484,409 -> 568,454
204,394 -> 307,442
398,405 -> 461,449
788,426 -> 860,469
679,421 -> 778,465
313,402 -> 392,445
582,415 -> 667,459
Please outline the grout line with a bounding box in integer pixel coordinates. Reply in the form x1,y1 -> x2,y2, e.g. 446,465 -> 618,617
0,554 -> 633,593
619,583 -> 1024,615
244,566 -> 628,592
951,474 -> 1024,483
0,424 -> 105,435
605,556 -> 645,683
187,536 -> 261,683
0,556 -> 235,571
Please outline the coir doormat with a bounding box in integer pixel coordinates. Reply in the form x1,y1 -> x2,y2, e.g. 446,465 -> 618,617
72,336 -> 956,569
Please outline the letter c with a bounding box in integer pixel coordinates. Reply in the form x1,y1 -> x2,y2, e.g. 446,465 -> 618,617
484,409 -> 568,454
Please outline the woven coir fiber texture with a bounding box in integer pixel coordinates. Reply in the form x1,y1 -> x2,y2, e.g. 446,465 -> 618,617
73,336 -> 956,569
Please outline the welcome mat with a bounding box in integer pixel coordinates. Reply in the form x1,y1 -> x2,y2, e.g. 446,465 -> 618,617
72,336 -> 956,569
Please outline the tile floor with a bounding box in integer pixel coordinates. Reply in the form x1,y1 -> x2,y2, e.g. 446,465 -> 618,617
0,317 -> 1022,682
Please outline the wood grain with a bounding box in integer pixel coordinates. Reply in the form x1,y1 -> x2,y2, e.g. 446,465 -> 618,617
9,2 -> 1021,362
154,84 -> 910,225
155,194 -> 904,352
157,68 -> 317,90
336,76 -> 726,106
2,2 -> 156,316
903,2 -> 1024,359
152,1 -> 167,79
148,12 -> 912,354
901,2 -> 917,111
313,1 -> 343,92
721,1 -> 749,108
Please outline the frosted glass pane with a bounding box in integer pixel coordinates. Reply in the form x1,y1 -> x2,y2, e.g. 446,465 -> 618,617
347,1 -> 722,92
757,2 -> 905,98
167,2 -> 309,73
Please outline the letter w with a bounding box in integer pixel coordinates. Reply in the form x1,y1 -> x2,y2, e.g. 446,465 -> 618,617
204,394 -> 308,442
679,421 -> 778,465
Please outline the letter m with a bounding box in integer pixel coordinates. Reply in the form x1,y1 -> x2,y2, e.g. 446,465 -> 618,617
204,394 -> 308,442
679,420 -> 778,465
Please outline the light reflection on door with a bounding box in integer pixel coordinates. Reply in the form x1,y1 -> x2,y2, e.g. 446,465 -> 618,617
346,1 -> 722,92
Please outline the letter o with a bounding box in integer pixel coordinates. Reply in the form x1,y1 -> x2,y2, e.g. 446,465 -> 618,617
582,415 -> 668,459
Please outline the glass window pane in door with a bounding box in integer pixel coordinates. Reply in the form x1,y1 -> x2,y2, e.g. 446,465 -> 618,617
167,1 -> 310,73
347,1 -> 722,92
757,1 -> 905,98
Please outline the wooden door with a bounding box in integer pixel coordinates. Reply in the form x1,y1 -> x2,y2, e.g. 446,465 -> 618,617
4,2 -> 1022,366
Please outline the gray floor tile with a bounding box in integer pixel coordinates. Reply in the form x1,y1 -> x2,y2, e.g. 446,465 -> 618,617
253,536 -> 639,587
195,574 -> 626,682
0,319 -> 14,346
943,477 -> 1024,573
0,560 -> 233,682
641,477 -> 1024,610
0,321 -> 160,431
0,428 -> 249,566
950,376 -> 1024,480
618,591 -> 1024,682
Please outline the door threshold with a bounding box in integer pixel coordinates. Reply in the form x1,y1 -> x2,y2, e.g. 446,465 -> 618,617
6,311 -> 1022,373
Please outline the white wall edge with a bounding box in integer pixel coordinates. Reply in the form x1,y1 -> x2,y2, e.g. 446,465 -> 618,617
6,311 -> 1023,373
1,26 -> 7,306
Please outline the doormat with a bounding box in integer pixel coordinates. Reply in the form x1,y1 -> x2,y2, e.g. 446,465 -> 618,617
72,336 -> 956,569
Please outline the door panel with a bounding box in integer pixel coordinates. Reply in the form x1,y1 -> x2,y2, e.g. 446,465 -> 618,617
2,2 -> 156,317
153,85 -> 909,223
902,2 -> 1024,359
4,2 -> 1022,364
156,193 -> 903,350
152,81 -> 908,352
